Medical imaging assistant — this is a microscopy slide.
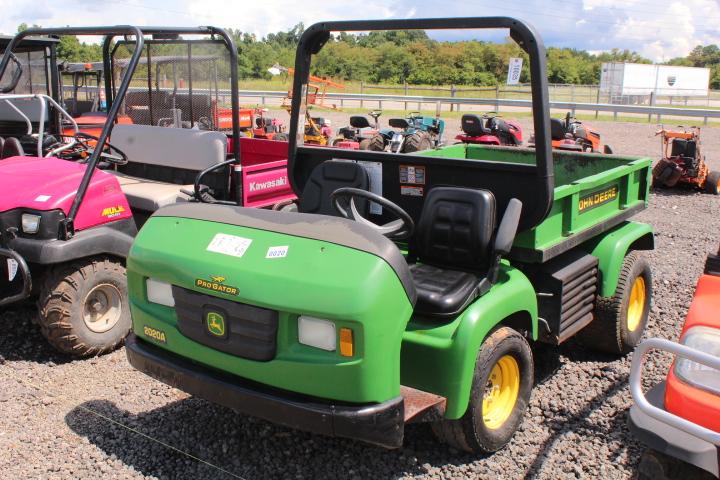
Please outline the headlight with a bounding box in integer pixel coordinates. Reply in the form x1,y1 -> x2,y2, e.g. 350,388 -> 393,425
675,326 -> 720,395
298,316 -> 336,351
21,214 -> 41,234
146,278 -> 175,307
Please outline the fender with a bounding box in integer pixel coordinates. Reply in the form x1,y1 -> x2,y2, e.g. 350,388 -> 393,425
581,220 -> 654,297
9,218 -> 137,264
400,263 -> 538,419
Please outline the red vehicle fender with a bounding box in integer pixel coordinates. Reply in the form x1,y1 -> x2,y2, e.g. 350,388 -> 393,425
664,273 -> 720,433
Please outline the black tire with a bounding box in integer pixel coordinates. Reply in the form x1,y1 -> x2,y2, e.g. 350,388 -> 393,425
431,327 -> 533,453
402,132 -> 433,153
578,251 -> 651,355
637,449 -> 716,480
37,257 -> 130,357
330,135 -> 345,147
273,132 -> 289,142
365,133 -> 386,151
704,170 -> 720,195
358,138 -> 372,150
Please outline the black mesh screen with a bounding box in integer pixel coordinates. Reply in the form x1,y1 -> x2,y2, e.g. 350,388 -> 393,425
111,40 -> 233,131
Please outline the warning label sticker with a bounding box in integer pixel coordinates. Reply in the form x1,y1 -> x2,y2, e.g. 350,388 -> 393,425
399,165 -> 425,185
401,186 -> 424,197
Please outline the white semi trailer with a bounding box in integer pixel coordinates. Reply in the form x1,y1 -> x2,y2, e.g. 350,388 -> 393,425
600,62 -> 710,104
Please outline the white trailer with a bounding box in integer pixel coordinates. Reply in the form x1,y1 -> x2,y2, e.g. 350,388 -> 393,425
600,62 -> 710,104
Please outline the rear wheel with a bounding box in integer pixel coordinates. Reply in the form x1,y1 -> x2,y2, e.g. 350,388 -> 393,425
37,257 -> 130,357
366,134 -> 386,151
431,327 -> 533,453
403,132 -> 433,153
704,170 -> 720,195
578,251 -> 651,355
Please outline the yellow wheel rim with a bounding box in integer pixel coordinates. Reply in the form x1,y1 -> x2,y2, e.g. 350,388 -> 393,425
627,276 -> 646,332
482,355 -> 520,430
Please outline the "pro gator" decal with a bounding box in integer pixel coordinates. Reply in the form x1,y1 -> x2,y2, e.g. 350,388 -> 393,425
195,275 -> 239,296
578,185 -> 618,213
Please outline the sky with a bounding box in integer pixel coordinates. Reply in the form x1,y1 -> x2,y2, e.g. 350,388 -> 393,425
0,0 -> 718,61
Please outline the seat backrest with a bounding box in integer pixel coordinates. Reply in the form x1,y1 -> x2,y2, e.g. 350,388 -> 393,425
550,118 -> 567,140
111,124 -> 227,172
1,137 -> 24,159
349,115 -> 371,129
299,160 -> 369,216
0,97 -> 50,123
389,118 -> 409,129
411,187 -> 497,271
461,114 -> 488,137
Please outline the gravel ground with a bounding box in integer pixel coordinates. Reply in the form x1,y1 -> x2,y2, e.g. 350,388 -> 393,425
0,119 -> 719,480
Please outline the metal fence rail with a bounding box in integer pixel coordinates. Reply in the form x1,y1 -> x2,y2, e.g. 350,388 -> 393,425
234,89 -> 720,124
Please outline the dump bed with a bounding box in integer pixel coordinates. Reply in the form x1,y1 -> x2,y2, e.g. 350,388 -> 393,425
419,144 -> 652,263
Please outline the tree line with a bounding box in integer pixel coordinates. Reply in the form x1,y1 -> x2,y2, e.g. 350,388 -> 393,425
16,22 -> 720,89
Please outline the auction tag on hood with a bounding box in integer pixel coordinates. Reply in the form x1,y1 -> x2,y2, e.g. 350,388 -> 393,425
206,233 -> 252,258
266,246 -> 288,259
7,258 -> 18,281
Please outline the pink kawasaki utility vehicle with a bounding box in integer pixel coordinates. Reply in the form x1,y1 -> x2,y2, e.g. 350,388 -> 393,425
0,26 -> 294,356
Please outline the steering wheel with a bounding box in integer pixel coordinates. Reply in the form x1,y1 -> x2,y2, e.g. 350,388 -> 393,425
73,132 -> 128,165
330,187 -> 415,240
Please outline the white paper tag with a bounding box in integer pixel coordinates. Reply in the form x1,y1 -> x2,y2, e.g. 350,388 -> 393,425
34,195 -> 51,202
507,57 -> 523,85
7,258 -> 18,281
266,246 -> 289,259
206,233 -> 252,258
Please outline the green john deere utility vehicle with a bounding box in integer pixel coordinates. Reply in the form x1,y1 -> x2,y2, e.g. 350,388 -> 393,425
125,17 -> 655,453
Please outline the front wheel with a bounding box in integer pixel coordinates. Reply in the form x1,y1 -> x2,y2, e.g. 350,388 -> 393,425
37,257 -> 131,357
402,132 -> 433,153
431,326 -> 533,453
578,251 -> 651,355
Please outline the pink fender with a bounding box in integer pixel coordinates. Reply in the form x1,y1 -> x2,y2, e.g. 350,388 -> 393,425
0,156 -> 132,231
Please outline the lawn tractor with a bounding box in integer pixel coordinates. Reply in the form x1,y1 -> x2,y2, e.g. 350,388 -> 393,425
249,107 -> 287,141
367,111 -> 445,153
0,26 -> 294,357
455,113 -> 522,146
652,126 -> 719,195
531,112 -> 612,154
126,17 -> 655,454
331,110 -> 382,149
629,244 -> 720,479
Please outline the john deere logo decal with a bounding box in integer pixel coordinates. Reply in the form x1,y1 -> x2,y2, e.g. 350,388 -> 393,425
206,311 -> 226,337
101,205 -> 126,218
195,275 -> 239,295
579,185 -> 618,212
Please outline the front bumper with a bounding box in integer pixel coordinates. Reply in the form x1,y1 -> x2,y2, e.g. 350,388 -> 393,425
125,334 -> 405,449
0,247 -> 32,307
628,381 -> 719,477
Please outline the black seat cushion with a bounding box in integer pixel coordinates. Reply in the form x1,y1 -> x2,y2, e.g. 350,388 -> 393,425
299,160 -> 369,216
408,186 -> 497,317
409,263 -> 478,316
461,114 -> 488,137
550,118 -> 567,140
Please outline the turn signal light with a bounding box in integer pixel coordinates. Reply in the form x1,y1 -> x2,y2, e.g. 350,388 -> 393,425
339,328 -> 354,357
